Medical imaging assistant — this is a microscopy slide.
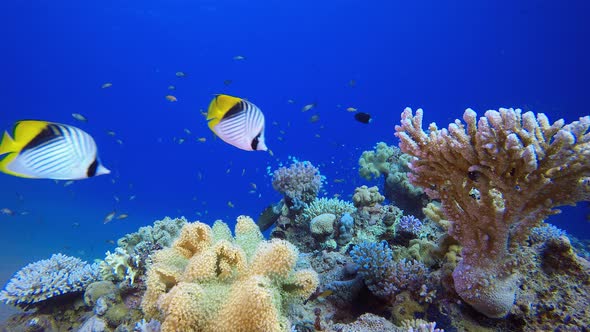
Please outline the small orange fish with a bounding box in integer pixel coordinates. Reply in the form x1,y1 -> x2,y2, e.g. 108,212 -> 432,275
165,95 -> 178,102
197,137 -> 207,142
346,107 -> 357,112
304,288 -> 333,304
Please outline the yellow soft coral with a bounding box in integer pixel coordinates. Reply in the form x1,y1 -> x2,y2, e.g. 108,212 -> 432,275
249,239 -> 298,279
141,217 -> 318,332
235,215 -> 264,260
213,276 -> 287,332
173,222 -> 213,258
157,282 -> 206,332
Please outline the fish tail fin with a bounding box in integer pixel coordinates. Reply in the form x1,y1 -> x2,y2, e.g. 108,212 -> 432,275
0,131 -> 17,155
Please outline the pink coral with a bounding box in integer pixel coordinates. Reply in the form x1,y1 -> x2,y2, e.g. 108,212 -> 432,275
395,107 -> 590,317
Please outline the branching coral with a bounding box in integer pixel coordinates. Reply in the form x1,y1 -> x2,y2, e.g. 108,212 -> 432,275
395,107 -> 590,317
117,216 -> 186,254
272,160 -> 323,210
0,254 -> 99,309
141,216 -> 318,332
351,241 -> 430,303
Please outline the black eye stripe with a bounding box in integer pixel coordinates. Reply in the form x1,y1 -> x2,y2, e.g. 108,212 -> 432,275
21,124 -> 62,153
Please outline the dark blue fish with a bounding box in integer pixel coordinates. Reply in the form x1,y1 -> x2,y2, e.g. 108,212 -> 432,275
354,112 -> 372,124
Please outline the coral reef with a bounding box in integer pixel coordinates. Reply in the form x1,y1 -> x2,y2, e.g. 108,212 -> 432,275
299,197 -> 356,223
395,107 -> 590,318
358,142 -> 427,217
352,185 -> 384,208
1,109 -> 589,332
350,241 -> 433,303
117,216 -> 187,254
272,160 -> 323,210
0,253 -> 99,309
99,247 -> 141,285
141,215 -> 318,332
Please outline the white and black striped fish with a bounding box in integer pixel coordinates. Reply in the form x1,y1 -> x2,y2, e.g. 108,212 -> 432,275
207,94 -> 268,151
0,120 -> 110,180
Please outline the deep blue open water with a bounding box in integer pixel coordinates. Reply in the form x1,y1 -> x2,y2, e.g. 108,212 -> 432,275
0,0 -> 588,320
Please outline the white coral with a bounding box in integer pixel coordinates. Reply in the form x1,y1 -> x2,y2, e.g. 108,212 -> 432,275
0,253 -> 98,308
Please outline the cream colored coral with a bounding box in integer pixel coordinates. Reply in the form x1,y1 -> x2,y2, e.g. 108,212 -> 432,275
158,282 -> 206,332
212,220 -> 233,243
286,269 -> 320,299
395,107 -> 590,318
141,217 -> 317,332
173,222 -> 213,258
181,240 -> 246,283
249,239 -> 298,280
213,275 -> 287,332
422,202 -> 449,230
235,215 -> 264,260
358,142 -> 394,180
352,185 -> 385,208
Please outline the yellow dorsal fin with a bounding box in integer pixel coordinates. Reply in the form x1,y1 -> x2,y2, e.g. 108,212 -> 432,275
207,94 -> 242,130
14,120 -> 49,141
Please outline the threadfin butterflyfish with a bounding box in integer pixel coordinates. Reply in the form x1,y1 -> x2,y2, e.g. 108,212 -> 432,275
0,120 -> 110,180
207,94 -> 268,151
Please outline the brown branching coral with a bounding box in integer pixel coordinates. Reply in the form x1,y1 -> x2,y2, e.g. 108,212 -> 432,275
395,107 -> 590,318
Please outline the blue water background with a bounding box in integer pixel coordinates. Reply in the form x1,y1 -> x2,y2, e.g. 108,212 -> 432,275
0,0 -> 588,319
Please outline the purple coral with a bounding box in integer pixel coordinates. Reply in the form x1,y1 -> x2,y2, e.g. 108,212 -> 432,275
351,241 -> 429,301
272,160 -> 323,209
397,215 -> 423,234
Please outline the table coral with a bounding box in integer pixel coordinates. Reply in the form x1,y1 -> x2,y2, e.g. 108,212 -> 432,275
395,107 -> 590,318
0,253 -> 99,309
141,215 -> 318,332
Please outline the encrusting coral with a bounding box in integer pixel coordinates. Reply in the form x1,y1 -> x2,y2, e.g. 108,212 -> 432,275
141,215 -> 318,332
395,107 -> 590,318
